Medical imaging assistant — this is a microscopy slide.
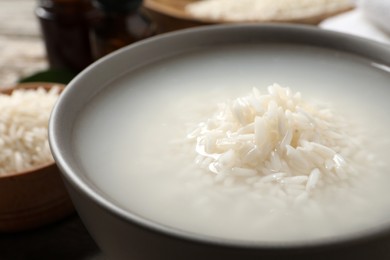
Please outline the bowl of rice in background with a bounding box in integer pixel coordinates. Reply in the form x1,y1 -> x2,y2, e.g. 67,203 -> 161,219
50,24 -> 390,259
143,0 -> 354,32
0,82 -> 74,232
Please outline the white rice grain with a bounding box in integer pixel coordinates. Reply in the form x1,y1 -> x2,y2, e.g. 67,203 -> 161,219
0,86 -> 60,175
306,168 -> 321,191
188,84 -> 374,200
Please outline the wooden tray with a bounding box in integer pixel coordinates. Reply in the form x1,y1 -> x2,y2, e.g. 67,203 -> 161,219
143,0 -> 353,33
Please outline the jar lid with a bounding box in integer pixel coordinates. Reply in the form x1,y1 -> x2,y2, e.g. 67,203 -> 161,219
93,0 -> 142,13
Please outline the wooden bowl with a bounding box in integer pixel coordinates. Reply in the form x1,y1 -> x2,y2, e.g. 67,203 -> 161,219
143,0 -> 214,33
143,0 -> 354,33
0,82 -> 74,232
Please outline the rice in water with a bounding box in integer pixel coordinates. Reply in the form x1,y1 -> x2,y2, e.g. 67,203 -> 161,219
188,84 -> 371,201
73,45 -> 390,242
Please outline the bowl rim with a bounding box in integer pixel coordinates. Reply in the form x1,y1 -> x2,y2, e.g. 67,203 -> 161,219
49,23 -> 390,251
0,82 -> 64,179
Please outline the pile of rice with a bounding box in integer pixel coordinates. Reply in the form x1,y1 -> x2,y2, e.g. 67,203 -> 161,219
186,0 -> 353,22
0,86 -> 60,175
187,84 -> 372,201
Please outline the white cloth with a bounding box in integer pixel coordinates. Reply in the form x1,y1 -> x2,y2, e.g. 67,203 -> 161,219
358,0 -> 390,35
320,0 -> 390,45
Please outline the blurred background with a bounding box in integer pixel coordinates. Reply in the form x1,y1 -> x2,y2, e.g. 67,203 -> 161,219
0,0 -> 388,89
0,0 -> 47,87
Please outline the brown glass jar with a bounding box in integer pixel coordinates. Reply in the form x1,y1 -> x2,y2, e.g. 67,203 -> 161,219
88,0 -> 155,60
36,0 -> 94,73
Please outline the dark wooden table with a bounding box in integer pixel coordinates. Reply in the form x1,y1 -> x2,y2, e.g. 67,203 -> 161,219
0,214 -> 104,260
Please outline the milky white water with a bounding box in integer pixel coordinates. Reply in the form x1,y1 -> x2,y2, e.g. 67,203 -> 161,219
73,44 -> 390,243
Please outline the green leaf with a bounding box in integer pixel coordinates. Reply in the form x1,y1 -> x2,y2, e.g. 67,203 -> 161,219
19,69 -> 77,84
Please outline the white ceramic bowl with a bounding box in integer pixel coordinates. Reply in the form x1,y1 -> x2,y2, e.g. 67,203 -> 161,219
49,24 -> 390,259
